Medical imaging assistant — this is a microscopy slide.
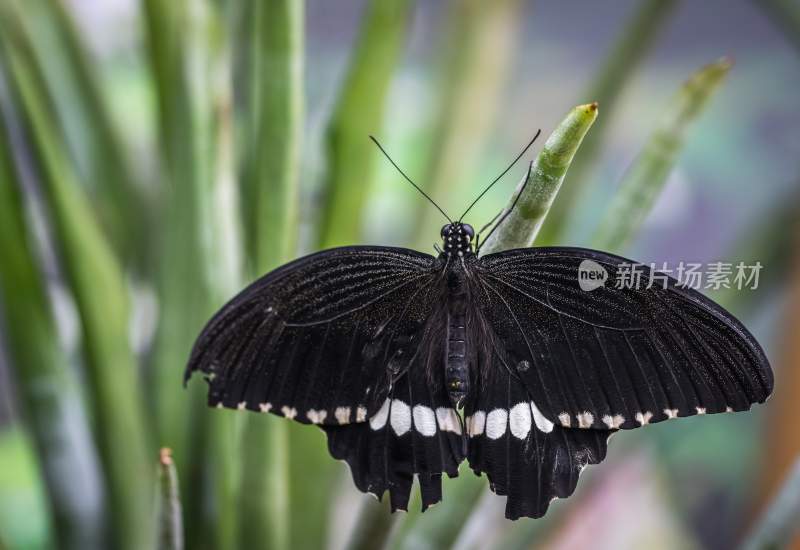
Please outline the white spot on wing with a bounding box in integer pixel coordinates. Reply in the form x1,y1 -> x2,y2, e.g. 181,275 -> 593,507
467,411 -> 486,437
725,406 -> 733,413
237,401 -> 247,411
436,407 -> 462,435
369,399 -> 390,430
356,406 -> 368,422
635,411 -> 653,425
531,401 -> 554,433
558,412 -> 571,427
664,408 -> 679,419
509,403 -> 531,439
695,407 -> 707,415
412,405 -> 437,437
281,406 -> 297,420
306,409 -> 327,424
334,406 -> 351,424
259,403 -> 272,413
577,411 -> 594,428
390,400 -> 411,436
601,414 -> 625,429
485,408 -> 508,440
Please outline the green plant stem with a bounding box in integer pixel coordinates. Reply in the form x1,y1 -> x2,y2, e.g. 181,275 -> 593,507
203,34 -> 243,550
143,0 -> 206,470
157,449 -> 184,550
414,0 -> 522,245
141,3 -> 237,549
0,16 -> 152,549
592,58 -> 732,252
239,0 -> 300,272
0,102 -> 103,550
741,456 -> 800,550
319,0 -> 413,249
753,0 -> 800,52
479,103 -> 599,254
536,0 -> 680,245
237,2 -> 303,550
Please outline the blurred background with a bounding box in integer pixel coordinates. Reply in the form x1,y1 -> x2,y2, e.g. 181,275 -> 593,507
0,0 -> 799,549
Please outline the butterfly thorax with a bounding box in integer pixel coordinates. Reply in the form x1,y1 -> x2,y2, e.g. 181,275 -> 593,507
441,222 -> 475,258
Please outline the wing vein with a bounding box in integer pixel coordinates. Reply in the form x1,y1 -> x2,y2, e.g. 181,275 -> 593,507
484,273 -> 645,333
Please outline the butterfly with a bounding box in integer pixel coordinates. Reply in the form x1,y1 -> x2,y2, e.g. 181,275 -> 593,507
185,133 -> 773,520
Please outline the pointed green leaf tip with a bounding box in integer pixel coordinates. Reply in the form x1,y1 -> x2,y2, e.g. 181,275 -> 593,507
593,57 -> 732,252
479,102 -> 599,254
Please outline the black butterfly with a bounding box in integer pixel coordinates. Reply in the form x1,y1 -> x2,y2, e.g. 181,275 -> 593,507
185,136 -> 773,520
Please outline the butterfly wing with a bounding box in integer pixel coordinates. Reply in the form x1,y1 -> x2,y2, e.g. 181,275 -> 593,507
473,247 -> 773,432
323,330 -> 466,511
185,246 -> 444,426
464,361 -> 608,519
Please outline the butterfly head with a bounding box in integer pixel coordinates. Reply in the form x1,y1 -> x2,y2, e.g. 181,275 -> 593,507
441,222 -> 475,257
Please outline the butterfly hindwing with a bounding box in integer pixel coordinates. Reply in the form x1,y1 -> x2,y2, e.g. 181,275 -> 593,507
323,334 -> 466,511
474,247 -> 773,431
185,246 -> 442,426
464,361 -> 608,519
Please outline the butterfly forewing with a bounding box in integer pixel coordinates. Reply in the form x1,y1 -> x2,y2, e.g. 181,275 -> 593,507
473,247 -> 773,431
185,246 -> 443,426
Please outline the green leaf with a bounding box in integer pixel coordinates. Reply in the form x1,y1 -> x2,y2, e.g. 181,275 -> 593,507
0,10 -> 152,549
0,429 -> 51,549
240,0 -> 302,274
479,103 -> 599,254
142,0 -> 240,547
318,0 -> 414,249
8,0 -> 150,269
0,102 -> 103,550
157,449 -> 184,550
236,2 -> 303,550
536,0 -> 680,245
592,58 -> 732,252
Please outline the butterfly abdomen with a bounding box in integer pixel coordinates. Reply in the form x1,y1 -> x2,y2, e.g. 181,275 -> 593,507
446,273 -> 469,407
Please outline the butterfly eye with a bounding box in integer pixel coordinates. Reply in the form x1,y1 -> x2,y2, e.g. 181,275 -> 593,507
462,224 -> 475,238
440,224 -> 450,238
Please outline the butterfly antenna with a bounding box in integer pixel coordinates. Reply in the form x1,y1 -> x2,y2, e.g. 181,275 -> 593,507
476,160 -> 533,254
369,136 -> 452,223
458,129 -> 541,221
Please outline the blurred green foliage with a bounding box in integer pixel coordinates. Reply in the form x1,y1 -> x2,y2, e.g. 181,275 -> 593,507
0,1 -> 797,549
